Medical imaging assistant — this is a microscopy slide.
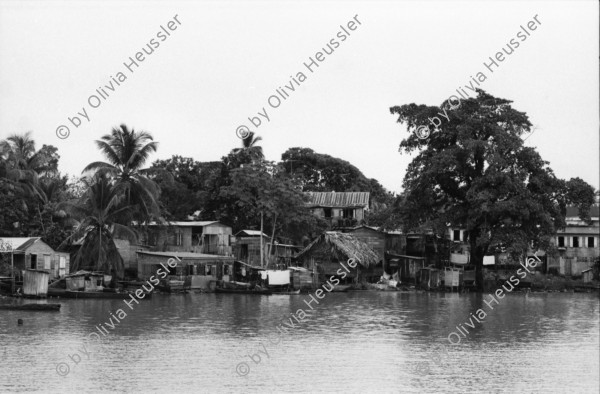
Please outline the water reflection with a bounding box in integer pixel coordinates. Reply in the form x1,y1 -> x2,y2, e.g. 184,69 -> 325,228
0,292 -> 598,393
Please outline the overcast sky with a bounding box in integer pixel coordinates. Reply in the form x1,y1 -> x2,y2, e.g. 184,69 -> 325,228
1,0 -> 598,194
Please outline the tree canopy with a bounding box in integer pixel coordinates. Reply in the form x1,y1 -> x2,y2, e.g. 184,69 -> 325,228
390,89 -> 596,288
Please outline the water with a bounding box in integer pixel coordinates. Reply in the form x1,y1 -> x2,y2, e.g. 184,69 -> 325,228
0,291 -> 598,393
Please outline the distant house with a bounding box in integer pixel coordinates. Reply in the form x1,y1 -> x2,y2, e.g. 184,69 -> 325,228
307,192 -> 370,229
347,225 -> 403,264
136,250 -> 235,290
138,221 -> 233,256
0,237 -> 70,279
446,203 -> 600,277
232,230 -> 301,269
549,204 -> 599,277
296,231 -> 380,286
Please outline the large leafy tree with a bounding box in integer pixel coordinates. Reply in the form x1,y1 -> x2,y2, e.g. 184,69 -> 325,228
198,134 -> 265,227
220,161 -> 321,260
390,89 -> 595,289
83,124 -> 161,222
150,156 -> 222,220
280,147 -> 393,202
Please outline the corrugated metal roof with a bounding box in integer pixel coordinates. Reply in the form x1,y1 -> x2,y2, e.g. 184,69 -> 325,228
0,237 -> 41,252
136,251 -> 234,261
136,221 -> 223,227
235,230 -> 269,237
306,192 -> 370,208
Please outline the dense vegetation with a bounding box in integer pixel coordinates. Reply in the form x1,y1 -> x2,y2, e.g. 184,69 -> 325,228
390,89 -> 596,289
0,128 -> 392,277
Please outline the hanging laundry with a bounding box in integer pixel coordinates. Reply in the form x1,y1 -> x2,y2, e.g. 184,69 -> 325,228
266,270 -> 290,285
483,255 -> 495,265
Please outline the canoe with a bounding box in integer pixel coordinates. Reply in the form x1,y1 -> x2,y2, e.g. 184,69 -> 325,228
331,285 -> 352,292
0,303 -> 61,311
215,287 -> 272,295
48,289 -> 152,299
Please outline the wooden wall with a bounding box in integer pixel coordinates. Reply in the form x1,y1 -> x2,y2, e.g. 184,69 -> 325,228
25,240 -> 70,278
349,228 -> 385,262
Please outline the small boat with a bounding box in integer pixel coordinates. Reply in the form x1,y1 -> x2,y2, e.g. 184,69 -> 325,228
48,288 -> 152,299
0,303 -> 61,311
215,287 -> 272,295
271,289 -> 301,295
331,285 -> 352,292
156,278 -> 190,293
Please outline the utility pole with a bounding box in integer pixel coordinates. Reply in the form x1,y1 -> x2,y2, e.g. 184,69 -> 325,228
11,249 -> 14,294
260,211 -> 264,268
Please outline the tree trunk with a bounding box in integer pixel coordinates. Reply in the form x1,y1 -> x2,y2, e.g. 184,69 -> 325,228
37,204 -> 45,234
469,230 -> 485,291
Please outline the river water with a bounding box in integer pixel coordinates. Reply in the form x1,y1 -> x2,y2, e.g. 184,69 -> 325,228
0,291 -> 598,393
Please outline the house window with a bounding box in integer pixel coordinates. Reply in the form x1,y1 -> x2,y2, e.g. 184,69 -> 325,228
453,230 -> 461,242
323,208 -> 332,218
223,265 -> 230,275
572,237 -> 579,248
557,236 -> 565,247
44,255 -> 51,270
342,209 -> 354,218
176,232 -> 183,246
588,237 -> 595,248
205,265 -> 212,276
30,254 -> 37,269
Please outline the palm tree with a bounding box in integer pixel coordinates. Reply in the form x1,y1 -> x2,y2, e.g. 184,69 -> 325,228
83,124 -> 161,222
60,174 -> 134,279
233,131 -> 263,159
0,132 -> 44,199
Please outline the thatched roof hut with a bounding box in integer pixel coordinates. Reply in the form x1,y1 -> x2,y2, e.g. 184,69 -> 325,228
296,232 -> 379,267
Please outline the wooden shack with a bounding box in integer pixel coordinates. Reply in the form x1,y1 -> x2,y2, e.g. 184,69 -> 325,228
137,251 -> 235,290
0,237 -> 70,280
233,230 -> 301,268
347,226 -> 386,262
387,254 -> 426,284
419,267 -> 441,289
295,231 -> 380,287
138,221 -> 233,255
444,267 -> 460,291
22,269 -> 50,297
289,266 -> 313,290
65,271 -> 105,291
